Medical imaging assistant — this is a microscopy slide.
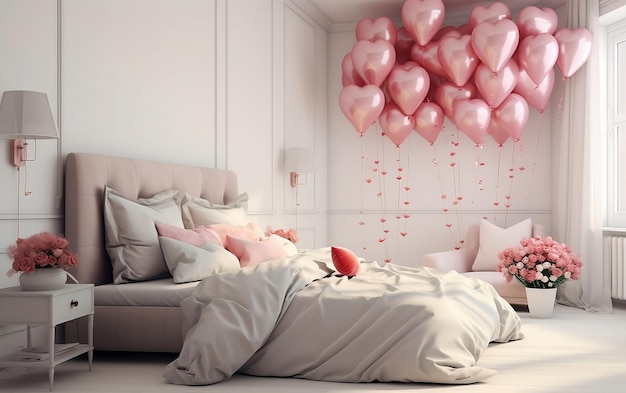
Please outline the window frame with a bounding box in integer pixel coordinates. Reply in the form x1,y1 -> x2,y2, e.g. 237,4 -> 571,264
607,20 -> 626,227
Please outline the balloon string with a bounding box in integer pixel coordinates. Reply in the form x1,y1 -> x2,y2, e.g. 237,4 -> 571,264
494,146 -> 503,218
432,143 -> 456,248
451,137 -> 464,248
393,146 -> 403,264
472,145 -> 484,198
555,77 -> 568,124
504,140 -> 519,226
360,135 -> 368,258
525,125 -> 543,207
377,131 -> 389,262
401,149 -> 411,258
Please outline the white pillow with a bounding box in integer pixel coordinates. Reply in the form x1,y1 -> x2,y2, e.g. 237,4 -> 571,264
180,192 -> 248,228
159,237 -> 240,283
472,218 -> 532,271
268,234 -> 298,257
103,187 -> 184,284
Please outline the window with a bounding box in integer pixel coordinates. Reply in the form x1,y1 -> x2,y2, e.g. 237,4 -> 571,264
608,19 -> 626,227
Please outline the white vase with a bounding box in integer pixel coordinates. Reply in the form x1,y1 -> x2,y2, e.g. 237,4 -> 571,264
19,268 -> 67,291
525,287 -> 557,318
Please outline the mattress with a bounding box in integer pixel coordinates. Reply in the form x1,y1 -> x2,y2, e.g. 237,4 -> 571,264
95,278 -> 199,307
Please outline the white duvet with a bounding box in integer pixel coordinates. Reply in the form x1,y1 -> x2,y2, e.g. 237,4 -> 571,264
163,247 -> 523,385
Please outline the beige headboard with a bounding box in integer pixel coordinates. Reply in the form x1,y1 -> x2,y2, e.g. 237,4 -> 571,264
64,152 -> 239,286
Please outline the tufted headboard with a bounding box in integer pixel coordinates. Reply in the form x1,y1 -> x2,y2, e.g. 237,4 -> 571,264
64,152 -> 239,286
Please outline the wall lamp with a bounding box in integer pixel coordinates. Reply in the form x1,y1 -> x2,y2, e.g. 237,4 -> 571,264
284,148 -> 315,188
0,90 -> 59,167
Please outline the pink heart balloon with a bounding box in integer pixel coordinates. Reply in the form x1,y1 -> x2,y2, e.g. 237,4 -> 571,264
351,40 -> 396,87
438,35 -> 479,87
456,23 -> 472,36
487,118 -> 510,146
555,28 -> 593,78
339,85 -> 385,135
434,81 -> 477,120
469,2 -> 511,29
492,93 -> 529,141
401,0 -> 446,46
410,41 -> 447,77
518,33 -> 558,85
395,27 -> 415,65
341,52 -> 365,87
516,6 -> 558,37
513,68 -> 555,112
471,19 -> 520,73
356,16 -> 398,45
379,103 -> 415,147
475,59 -> 519,108
432,26 -> 462,42
453,98 -> 491,146
413,102 -> 444,145
387,63 -> 430,115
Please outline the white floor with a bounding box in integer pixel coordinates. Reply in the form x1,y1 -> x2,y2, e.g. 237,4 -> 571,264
1,303 -> 625,393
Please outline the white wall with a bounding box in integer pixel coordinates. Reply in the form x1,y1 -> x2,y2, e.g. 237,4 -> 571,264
0,0 -> 327,354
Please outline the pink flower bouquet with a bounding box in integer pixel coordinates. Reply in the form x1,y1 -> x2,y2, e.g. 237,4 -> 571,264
497,236 -> 582,288
8,232 -> 78,275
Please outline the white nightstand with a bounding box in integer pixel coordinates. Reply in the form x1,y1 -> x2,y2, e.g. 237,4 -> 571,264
0,284 -> 94,391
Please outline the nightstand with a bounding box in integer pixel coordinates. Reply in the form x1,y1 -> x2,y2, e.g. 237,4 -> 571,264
0,284 -> 94,391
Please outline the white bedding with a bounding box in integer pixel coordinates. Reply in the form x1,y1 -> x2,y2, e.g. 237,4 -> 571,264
163,248 -> 524,385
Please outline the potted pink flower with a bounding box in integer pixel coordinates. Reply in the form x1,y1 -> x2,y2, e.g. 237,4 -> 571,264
497,236 -> 582,288
498,236 -> 583,318
8,232 -> 78,291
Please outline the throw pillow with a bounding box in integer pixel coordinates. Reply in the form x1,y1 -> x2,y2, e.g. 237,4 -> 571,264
159,237 -> 240,283
156,222 -> 223,248
472,218 -> 532,271
226,234 -> 296,268
103,187 -> 184,284
207,223 -> 264,248
180,192 -> 249,228
331,246 -> 361,277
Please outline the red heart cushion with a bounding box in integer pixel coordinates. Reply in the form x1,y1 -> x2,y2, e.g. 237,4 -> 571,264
331,246 -> 360,277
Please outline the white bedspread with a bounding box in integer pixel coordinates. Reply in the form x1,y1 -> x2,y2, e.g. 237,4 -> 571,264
163,248 -> 523,385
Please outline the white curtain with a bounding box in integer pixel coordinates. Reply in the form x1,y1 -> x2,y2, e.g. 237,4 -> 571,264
552,0 -> 612,312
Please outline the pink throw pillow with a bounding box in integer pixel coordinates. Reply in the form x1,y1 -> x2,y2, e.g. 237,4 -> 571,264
226,235 -> 289,268
331,246 -> 360,277
207,223 -> 263,249
155,222 -> 223,248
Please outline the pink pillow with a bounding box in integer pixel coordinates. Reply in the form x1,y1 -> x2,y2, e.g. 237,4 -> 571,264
226,235 -> 289,267
331,246 -> 360,277
155,222 -> 223,248
207,223 -> 263,249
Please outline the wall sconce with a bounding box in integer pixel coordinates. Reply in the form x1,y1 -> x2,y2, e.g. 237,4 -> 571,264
284,148 -> 315,188
0,90 -> 59,167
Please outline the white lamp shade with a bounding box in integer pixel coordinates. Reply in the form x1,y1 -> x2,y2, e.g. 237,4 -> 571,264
0,91 -> 58,139
285,148 -> 315,173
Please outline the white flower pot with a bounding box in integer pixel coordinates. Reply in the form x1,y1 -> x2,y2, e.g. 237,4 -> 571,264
525,287 -> 557,318
19,268 -> 67,291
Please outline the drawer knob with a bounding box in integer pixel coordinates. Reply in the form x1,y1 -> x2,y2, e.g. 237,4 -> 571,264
70,300 -> 79,308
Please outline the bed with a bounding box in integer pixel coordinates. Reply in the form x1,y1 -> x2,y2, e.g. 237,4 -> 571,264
63,152 -> 524,385
64,152 -> 241,352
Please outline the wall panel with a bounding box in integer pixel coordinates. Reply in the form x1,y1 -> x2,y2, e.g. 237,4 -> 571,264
61,0 -> 217,167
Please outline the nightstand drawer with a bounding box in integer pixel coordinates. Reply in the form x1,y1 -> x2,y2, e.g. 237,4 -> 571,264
53,289 -> 93,324
0,285 -> 94,325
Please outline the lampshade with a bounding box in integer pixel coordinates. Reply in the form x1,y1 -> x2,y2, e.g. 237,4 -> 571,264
0,91 -> 58,139
285,148 -> 315,173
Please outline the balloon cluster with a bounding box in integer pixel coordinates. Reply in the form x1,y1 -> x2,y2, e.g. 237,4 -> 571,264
339,0 -> 593,147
